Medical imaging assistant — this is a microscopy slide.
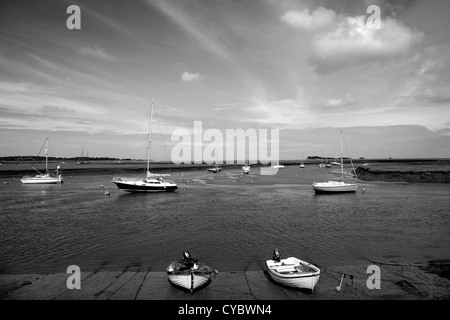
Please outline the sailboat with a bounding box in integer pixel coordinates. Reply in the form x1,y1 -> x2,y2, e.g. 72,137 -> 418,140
21,138 -> 63,184
76,146 -> 90,164
319,149 -> 326,168
299,152 -> 305,168
312,131 -> 358,193
111,103 -> 178,192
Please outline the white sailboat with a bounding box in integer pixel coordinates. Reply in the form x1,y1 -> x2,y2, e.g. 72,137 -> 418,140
21,138 -> 63,184
312,131 -> 358,193
299,152 -> 305,168
111,103 -> 177,192
76,146 -> 90,164
319,149 -> 326,168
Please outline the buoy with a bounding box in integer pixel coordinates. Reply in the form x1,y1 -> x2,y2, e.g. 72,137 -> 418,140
4,182 -> 7,184
100,185 -> 104,188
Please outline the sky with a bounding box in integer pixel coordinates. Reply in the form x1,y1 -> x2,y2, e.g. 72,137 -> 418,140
1,0 -> 450,161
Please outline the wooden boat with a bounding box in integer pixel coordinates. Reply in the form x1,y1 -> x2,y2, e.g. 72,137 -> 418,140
266,249 -> 320,291
166,251 -> 218,293
21,138 -> 63,184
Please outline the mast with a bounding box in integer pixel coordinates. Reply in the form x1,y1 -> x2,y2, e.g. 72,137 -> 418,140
340,131 -> 343,178
45,138 -> 49,172
146,103 -> 154,177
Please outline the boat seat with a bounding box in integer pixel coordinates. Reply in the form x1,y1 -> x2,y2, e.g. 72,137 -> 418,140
274,265 -> 299,273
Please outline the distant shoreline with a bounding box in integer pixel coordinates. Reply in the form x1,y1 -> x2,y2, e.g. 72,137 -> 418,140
1,159 -> 450,182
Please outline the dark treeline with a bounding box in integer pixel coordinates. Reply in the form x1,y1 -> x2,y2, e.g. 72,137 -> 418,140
0,156 -> 121,162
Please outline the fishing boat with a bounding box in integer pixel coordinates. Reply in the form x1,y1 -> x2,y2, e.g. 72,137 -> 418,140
312,131 -> 358,193
266,249 -> 320,292
166,251 -> 218,293
21,138 -> 63,184
242,163 -> 251,174
111,103 -> 177,192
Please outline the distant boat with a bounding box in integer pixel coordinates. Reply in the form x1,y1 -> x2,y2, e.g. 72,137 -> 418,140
166,251 -> 218,293
272,159 -> 284,168
312,131 -> 358,193
266,249 -> 320,292
111,103 -> 177,192
319,149 -> 326,168
21,138 -> 63,184
76,146 -> 90,164
299,152 -> 305,168
242,163 -> 251,174
207,161 -> 222,173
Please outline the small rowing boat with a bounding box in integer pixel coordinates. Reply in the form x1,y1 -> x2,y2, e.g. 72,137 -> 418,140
166,251 -> 218,293
266,249 -> 320,292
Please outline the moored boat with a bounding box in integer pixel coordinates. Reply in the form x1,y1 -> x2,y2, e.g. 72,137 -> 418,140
166,251 -> 218,293
266,249 -> 320,292
21,138 -> 63,184
111,103 -> 177,193
312,131 -> 358,193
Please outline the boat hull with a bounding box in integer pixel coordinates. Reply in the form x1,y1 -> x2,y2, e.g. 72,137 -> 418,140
266,257 -> 320,291
168,273 -> 210,292
21,178 -> 61,184
112,181 -> 177,192
21,174 -> 63,184
312,181 -> 358,193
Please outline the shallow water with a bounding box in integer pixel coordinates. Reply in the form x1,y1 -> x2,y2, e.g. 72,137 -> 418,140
0,165 -> 449,274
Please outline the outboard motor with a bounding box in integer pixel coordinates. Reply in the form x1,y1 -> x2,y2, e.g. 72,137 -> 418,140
273,249 -> 281,262
183,251 -> 192,261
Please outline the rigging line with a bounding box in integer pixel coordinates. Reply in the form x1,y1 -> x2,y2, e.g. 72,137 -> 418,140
36,137 -> 48,157
342,133 -> 358,180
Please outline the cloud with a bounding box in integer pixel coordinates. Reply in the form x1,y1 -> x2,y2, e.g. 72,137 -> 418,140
325,95 -> 354,108
78,46 -> 115,60
181,71 -> 203,82
149,0 -> 233,62
281,7 -> 424,72
281,7 -> 336,31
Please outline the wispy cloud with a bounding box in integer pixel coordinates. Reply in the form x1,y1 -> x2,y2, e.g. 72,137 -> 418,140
78,46 -> 115,60
149,0 -> 234,63
181,71 -> 203,82
281,7 -> 336,31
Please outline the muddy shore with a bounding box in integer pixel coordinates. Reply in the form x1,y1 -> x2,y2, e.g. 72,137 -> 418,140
1,260 -> 449,300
